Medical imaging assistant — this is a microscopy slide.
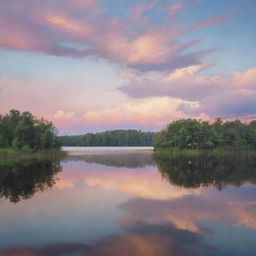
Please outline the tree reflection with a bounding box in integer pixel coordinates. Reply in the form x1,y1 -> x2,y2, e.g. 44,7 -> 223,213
155,153 -> 256,190
0,158 -> 62,203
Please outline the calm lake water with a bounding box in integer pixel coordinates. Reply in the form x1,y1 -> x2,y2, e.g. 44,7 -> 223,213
0,147 -> 256,255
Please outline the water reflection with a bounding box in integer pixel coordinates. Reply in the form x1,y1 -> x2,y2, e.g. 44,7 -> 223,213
65,151 -> 154,168
155,153 -> 256,189
119,185 -> 256,233
0,149 -> 256,256
0,222 -> 209,256
0,158 -> 62,203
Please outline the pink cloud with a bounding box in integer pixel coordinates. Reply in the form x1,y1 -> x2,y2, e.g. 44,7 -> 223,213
169,2 -> 184,17
190,13 -> 231,31
46,13 -> 91,36
83,97 -> 191,127
118,68 -> 140,80
40,96 -> 201,133
1,0 -> 248,132
119,65 -> 256,119
132,0 -> 158,21
2,63 -> 255,133
183,89 -> 256,118
43,97 -> 210,133
233,67 -> 256,88
0,76 -> 88,116
119,63 -> 229,101
0,0 -> 228,71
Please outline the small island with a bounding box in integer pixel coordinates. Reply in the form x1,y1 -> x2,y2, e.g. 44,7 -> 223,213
0,110 -> 61,158
155,118 -> 256,153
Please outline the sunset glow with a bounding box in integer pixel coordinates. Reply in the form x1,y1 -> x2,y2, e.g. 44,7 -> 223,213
0,0 -> 255,134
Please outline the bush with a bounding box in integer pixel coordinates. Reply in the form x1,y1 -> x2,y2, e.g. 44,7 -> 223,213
21,145 -> 32,154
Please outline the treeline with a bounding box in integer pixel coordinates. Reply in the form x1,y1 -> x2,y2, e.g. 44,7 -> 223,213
155,118 -> 256,150
60,130 -> 156,146
0,110 -> 60,152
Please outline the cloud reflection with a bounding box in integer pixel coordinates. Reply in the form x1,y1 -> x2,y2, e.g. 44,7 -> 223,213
0,222 -> 211,256
119,185 -> 256,233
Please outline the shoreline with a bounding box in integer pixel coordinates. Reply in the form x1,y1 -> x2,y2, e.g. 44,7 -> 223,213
1,146 -> 256,159
154,148 -> 256,157
0,148 -> 66,159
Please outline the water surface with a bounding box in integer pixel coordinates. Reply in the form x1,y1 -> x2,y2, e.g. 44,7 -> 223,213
0,147 -> 255,255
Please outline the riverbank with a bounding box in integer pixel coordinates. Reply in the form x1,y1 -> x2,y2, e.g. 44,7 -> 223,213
154,147 -> 256,158
0,148 -> 66,159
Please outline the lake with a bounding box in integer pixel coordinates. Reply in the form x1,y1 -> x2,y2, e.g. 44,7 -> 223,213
0,147 -> 255,255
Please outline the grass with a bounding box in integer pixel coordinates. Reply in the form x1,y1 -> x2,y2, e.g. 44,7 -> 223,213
154,146 -> 256,158
0,147 -> 66,159
154,148 -> 203,157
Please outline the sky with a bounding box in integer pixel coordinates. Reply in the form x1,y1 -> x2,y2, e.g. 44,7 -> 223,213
0,0 -> 256,135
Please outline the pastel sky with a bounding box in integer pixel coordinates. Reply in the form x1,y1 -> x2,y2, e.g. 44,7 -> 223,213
0,0 -> 256,134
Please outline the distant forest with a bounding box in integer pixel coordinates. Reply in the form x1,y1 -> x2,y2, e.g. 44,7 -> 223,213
60,130 -> 156,146
155,118 -> 256,150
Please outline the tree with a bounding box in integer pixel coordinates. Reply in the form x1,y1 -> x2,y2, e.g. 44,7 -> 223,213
155,118 -> 256,150
0,110 -> 60,151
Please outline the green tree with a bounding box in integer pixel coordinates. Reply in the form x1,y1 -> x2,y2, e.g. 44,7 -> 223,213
155,118 -> 256,151
0,110 -> 60,152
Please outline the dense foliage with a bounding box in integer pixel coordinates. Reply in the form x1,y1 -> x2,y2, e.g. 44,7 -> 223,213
60,130 -> 156,146
0,109 -> 60,152
155,118 -> 256,150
